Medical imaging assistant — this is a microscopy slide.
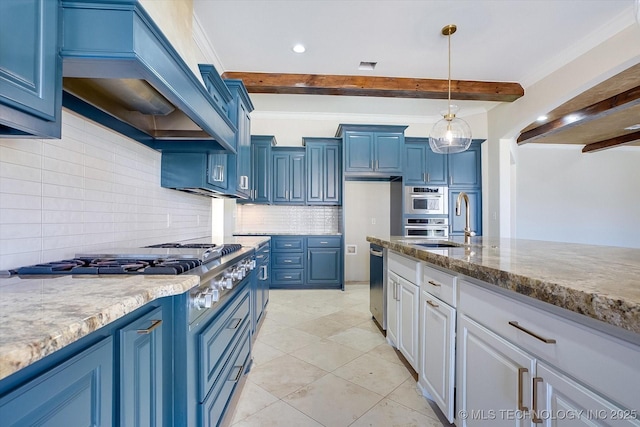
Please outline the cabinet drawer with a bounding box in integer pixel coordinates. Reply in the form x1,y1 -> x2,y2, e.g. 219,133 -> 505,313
199,290 -> 250,401
272,269 -> 304,284
200,326 -> 251,427
388,250 -> 420,284
272,237 -> 304,252
422,264 -> 457,307
459,280 -> 640,412
272,254 -> 304,268
307,236 -> 341,248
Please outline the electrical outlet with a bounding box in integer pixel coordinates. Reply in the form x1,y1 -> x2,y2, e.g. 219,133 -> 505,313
166,213 -> 172,228
346,244 -> 357,255
371,218 -> 376,225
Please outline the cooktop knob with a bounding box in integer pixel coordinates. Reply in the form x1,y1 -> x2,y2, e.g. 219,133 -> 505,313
193,292 -> 213,310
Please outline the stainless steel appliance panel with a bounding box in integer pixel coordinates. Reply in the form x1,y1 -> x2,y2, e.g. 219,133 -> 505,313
369,244 -> 386,331
404,186 -> 448,215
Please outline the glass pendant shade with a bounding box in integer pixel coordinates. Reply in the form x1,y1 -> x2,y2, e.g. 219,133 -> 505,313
429,116 -> 472,154
429,24 -> 472,154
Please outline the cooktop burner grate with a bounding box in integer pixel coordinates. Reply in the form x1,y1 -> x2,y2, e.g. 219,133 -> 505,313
16,257 -> 203,275
144,243 -> 218,249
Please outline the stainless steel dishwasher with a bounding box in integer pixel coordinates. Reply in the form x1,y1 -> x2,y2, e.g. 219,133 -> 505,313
369,243 -> 386,332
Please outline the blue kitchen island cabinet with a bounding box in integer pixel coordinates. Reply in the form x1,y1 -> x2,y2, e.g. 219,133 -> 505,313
119,307 -> 165,427
0,0 -> 62,138
404,138 -> 448,185
0,338 -> 113,426
272,148 -> 306,205
304,137 -> 342,205
336,124 -> 407,176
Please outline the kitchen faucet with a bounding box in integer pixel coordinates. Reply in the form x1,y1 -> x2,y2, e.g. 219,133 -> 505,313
455,192 -> 476,245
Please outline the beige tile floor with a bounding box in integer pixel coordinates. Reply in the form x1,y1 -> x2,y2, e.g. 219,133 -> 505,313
229,284 -> 452,427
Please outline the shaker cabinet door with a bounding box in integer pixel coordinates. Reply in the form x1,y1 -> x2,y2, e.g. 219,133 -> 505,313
0,338 -> 113,427
0,0 -> 61,137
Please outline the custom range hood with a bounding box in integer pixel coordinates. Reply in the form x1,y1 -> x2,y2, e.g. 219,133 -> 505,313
60,0 -> 236,153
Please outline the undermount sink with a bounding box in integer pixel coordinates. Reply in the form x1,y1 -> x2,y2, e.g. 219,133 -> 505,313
397,239 -> 462,248
414,242 -> 461,248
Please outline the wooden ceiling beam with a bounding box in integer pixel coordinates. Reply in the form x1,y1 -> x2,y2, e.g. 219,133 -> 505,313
517,84 -> 640,145
582,130 -> 640,153
221,72 -> 524,102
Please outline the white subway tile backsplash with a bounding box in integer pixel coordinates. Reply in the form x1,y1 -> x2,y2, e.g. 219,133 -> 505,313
0,111 -> 212,270
235,205 -> 342,234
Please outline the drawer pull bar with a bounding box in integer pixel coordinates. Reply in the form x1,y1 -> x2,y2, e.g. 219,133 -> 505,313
284,276 -> 292,279
427,300 -> 439,308
283,244 -> 293,247
284,259 -> 292,263
228,318 -> 242,330
508,321 -> 556,344
137,319 -> 162,334
229,364 -> 244,382
427,280 -> 441,287
517,367 -> 529,412
532,377 -> 543,423
320,241 -> 328,244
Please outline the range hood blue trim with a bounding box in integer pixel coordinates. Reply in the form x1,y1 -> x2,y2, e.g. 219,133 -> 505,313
60,0 -> 236,153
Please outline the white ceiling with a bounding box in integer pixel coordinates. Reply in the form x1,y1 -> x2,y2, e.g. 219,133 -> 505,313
193,0 -> 637,118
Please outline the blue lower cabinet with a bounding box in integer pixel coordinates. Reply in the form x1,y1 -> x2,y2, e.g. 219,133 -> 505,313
200,327 -> 251,427
0,337 -> 113,426
307,248 -> 341,285
119,307 -> 164,427
270,235 -> 342,289
197,286 -> 251,427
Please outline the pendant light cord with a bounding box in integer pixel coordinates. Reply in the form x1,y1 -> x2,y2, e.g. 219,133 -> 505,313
447,29 -> 451,118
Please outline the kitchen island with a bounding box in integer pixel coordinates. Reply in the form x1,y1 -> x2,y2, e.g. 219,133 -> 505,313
369,235 -> 640,424
367,235 -> 640,337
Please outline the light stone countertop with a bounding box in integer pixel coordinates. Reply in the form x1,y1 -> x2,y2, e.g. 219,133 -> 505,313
0,235 -> 270,382
0,274 -> 199,381
367,235 -> 640,336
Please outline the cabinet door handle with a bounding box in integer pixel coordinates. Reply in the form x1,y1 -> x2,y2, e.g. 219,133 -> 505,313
532,377 -> 543,423
229,364 -> 244,382
137,319 -> 162,334
509,321 -> 556,344
427,300 -> 439,308
427,280 -> 441,287
449,175 -> 453,185
227,318 -> 242,329
517,367 -> 529,412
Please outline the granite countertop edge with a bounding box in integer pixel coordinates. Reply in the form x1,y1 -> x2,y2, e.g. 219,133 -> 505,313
0,275 -> 200,381
367,236 -> 640,336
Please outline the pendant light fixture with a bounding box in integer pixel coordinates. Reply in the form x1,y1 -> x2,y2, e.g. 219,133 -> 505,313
429,24 -> 472,154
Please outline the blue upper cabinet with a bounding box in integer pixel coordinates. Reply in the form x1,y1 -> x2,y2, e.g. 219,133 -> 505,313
249,135 -> 276,204
336,124 -> 407,177
404,137 -> 448,185
448,140 -> 483,188
225,79 -> 254,199
0,0 -> 62,138
161,152 -> 230,196
304,137 -> 342,205
272,148 -> 305,205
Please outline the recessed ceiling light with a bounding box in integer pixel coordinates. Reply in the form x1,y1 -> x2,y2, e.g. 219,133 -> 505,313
537,115 -> 548,122
358,61 -> 377,71
292,44 -> 306,53
565,114 -> 581,123
624,124 -> 640,130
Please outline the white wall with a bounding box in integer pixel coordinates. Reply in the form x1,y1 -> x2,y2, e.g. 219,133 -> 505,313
344,182 -> 391,283
0,110 -> 212,271
515,144 -> 640,248
487,23 -> 640,246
